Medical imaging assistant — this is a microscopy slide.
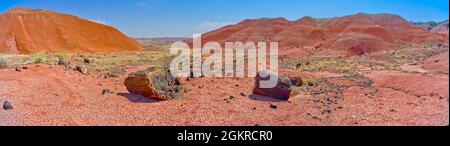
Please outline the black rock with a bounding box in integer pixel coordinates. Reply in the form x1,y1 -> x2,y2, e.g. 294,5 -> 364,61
269,103 -> 278,109
102,89 -> 113,95
240,93 -> 246,97
3,101 -> 13,110
84,58 -> 94,64
322,109 -> 332,114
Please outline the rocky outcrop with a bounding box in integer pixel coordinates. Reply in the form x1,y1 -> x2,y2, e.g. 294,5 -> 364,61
124,66 -> 184,100
253,70 -> 292,100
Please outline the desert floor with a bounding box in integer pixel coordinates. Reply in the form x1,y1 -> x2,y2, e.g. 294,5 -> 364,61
0,43 -> 448,126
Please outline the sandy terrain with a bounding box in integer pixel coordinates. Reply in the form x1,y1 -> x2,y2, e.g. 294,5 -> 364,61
0,63 -> 447,126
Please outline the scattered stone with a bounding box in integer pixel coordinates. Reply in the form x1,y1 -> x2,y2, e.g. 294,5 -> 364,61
15,67 -> 22,72
269,103 -> 278,109
288,76 -> 303,86
295,63 -> 302,69
224,96 -> 235,103
76,65 -> 89,75
84,57 -> 94,64
312,116 -> 320,120
322,109 -> 332,114
102,89 -> 113,95
253,70 -> 292,100
102,67 -> 127,78
22,66 -> 28,69
389,109 -> 397,112
240,93 -> 246,97
3,101 -> 13,110
252,107 -> 257,110
124,66 -> 184,100
58,59 -> 69,68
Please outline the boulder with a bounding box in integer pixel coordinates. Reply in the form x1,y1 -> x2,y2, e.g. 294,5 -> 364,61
253,70 -> 292,100
124,66 -> 184,100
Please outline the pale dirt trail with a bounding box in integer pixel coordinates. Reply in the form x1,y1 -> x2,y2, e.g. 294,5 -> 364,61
0,64 -> 448,126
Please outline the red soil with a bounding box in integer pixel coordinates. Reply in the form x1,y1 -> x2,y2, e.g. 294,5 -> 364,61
0,7 -> 142,54
420,51 -> 449,73
0,65 -> 447,126
196,13 -> 448,57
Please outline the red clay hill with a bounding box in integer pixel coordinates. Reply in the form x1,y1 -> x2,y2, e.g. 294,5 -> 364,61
198,13 -> 449,57
432,20 -> 449,35
0,7 -> 142,54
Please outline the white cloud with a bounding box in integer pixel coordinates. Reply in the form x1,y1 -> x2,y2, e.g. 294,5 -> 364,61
195,21 -> 234,32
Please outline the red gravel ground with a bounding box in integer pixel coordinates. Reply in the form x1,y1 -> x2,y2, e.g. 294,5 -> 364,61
0,64 -> 448,126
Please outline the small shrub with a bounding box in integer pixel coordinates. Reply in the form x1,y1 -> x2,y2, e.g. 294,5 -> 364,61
33,52 -> 47,63
302,77 -> 325,86
0,58 -> 9,69
184,85 -> 193,93
56,52 -> 68,61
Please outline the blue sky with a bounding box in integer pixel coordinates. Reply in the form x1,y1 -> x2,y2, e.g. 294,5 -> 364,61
1,0 -> 448,37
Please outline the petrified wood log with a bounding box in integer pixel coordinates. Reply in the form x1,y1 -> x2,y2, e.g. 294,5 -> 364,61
125,66 -> 183,100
